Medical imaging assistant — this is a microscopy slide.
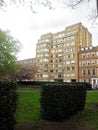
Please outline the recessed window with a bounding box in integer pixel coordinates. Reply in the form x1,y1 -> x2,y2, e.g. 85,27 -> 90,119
88,69 -> 90,75
50,70 -> 53,72
82,54 -> 86,58
92,69 -> 95,75
83,70 -> 86,75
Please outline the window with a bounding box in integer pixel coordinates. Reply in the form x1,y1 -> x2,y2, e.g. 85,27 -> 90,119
92,69 -> 95,75
71,54 -> 75,58
96,52 -> 98,56
82,54 -> 86,58
71,42 -> 75,45
71,35 -> 75,39
58,70 -> 62,72
71,60 -> 75,64
51,50 -> 55,53
66,66 -> 70,70
87,53 -> 90,57
44,49 -> 49,52
50,70 -> 53,72
65,48 -> 70,52
66,74 -> 70,77
87,61 -> 90,66
83,70 -> 86,75
92,60 -> 95,65
66,61 -> 70,64
70,48 -> 75,52
59,59 -> 62,62
45,54 -> 49,57
50,64 -> 53,67
58,54 -> 62,57
58,64 -> 62,67
44,64 -> 48,67
44,70 -> 48,72
68,54 -> 70,58
51,55 -> 53,58
66,55 -> 68,58
43,59 -> 49,62
58,44 -> 63,47
58,74 -> 62,78
58,49 -> 62,52
43,74 -> 49,78
91,53 -> 95,57
66,43 -> 70,46
72,66 -> 75,70
88,69 -> 90,75
82,61 -> 86,66
50,75 -> 54,78
71,73 -> 75,77
51,45 -> 53,48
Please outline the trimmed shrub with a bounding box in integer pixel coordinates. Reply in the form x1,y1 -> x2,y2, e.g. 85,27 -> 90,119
0,80 -> 18,130
17,81 -> 60,86
17,81 -> 92,90
40,83 -> 87,121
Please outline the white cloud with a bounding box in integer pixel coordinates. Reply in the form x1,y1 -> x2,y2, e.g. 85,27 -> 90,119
0,1 -> 98,60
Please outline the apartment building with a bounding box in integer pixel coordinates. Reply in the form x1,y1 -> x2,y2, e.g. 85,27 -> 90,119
36,23 -> 92,82
78,46 -> 98,88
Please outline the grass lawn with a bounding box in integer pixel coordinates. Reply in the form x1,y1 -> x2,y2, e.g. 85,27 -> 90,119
15,88 -> 41,125
81,91 -> 98,129
17,86 -> 40,91
16,89 -> 98,129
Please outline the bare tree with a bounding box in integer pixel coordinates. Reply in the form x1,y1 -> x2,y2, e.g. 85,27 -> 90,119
0,0 -> 97,12
0,0 -> 97,21
16,64 -> 38,81
0,0 -> 53,13
63,0 -> 98,23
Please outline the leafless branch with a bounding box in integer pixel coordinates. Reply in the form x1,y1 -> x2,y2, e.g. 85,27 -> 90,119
0,0 -> 98,23
96,0 -> 98,14
88,9 -> 98,25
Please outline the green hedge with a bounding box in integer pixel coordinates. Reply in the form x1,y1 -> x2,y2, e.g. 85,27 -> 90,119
0,80 -> 18,130
17,81 -> 92,90
40,83 -> 87,121
17,81 -> 59,86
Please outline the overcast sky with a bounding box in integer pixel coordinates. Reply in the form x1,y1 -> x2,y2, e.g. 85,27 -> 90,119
0,0 -> 98,60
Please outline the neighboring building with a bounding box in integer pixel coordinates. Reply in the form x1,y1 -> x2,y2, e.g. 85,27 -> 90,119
36,23 -> 92,82
18,58 -> 36,65
78,46 -> 98,88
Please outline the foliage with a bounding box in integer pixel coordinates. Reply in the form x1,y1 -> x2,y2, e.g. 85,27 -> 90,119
0,80 -> 18,130
17,81 -> 59,86
0,29 -> 21,78
40,83 -> 87,121
17,81 -> 92,90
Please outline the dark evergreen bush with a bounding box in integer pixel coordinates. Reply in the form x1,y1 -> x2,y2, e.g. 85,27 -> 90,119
17,81 -> 60,86
0,80 -> 18,130
40,83 -> 87,121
